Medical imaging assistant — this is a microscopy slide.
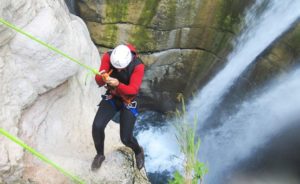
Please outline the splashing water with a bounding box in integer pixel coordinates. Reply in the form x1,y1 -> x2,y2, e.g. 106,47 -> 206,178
137,0 -> 300,183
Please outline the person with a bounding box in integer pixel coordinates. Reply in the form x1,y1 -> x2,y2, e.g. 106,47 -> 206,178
91,44 -> 145,171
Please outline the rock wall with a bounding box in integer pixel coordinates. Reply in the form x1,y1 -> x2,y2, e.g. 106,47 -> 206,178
0,0 -> 148,183
77,0 -> 254,112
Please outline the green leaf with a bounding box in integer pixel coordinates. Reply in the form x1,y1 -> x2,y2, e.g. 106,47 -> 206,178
194,161 -> 208,179
171,97 -> 208,183
168,171 -> 184,184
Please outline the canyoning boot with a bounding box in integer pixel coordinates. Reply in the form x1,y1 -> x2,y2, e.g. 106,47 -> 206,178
135,147 -> 145,170
91,154 -> 105,171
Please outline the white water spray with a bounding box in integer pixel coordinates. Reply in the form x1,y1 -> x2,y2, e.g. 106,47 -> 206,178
188,0 -> 300,126
137,0 -> 300,181
201,66 -> 300,183
137,125 -> 182,173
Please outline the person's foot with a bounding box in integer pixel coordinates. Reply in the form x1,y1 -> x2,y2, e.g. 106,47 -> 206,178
91,154 -> 105,171
135,147 -> 144,170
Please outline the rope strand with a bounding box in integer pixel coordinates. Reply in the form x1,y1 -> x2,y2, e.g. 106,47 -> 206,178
0,18 -> 99,75
0,128 -> 85,184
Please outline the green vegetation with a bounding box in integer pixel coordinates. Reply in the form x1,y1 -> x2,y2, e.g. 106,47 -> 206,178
216,0 -> 253,33
129,26 -> 155,51
105,0 -> 129,22
138,0 -> 161,26
169,98 -> 208,184
129,0 -> 160,51
104,24 -> 118,46
164,0 -> 177,28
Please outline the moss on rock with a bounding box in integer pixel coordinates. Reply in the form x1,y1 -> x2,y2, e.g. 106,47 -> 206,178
138,0 -> 161,26
77,0 -> 258,112
105,0 -> 129,22
215,0 -> 253,33
129,26 -> 156,51
182,0 -> 254,61
87,22 -> 118,47
128,0 -> 161,51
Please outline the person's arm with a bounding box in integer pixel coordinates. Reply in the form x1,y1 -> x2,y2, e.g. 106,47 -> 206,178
116,64 -> 145,95
95,52 -> 111,87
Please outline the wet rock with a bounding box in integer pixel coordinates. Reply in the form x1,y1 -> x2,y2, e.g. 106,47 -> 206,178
77,0 -> 254,112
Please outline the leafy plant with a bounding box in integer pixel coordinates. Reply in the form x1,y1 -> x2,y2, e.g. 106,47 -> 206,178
169,97 -> 208,184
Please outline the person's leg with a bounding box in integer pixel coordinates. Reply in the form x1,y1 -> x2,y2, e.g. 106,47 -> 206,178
91,99 -> 117,170
119,108 -> 141,154
120,107 -> 144,169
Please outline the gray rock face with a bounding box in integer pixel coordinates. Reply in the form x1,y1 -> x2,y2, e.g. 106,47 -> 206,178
139,49 -> 219,112
78,0 -> 300,113
0,0 -> 149,183
77,0 -> 254,112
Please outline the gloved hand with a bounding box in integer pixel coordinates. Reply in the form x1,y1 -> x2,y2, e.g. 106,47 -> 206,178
102,73 -> 110,82
100,69 -> 113,83
106,77 -> 119,87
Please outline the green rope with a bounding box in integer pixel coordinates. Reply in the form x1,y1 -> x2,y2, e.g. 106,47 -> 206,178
0,18 -> 100,75
0,18 -> 96,183
0,128 -> 85,184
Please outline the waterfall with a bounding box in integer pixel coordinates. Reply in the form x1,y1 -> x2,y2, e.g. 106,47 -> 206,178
201,66 -> 300,183
136,0 -> 300,183
187,0 -> 300,126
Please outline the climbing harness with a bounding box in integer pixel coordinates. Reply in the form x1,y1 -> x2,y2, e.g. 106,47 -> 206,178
101,94 -> 117,110
126,101 -> 137,109
124,100 -> 139,117
99,68 -> 139,117
101,95 -> 139,117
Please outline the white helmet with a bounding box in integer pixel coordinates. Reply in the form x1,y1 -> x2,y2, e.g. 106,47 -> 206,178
110,45 -> 132,69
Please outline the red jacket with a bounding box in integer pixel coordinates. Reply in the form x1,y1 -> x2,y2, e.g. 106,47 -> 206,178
95,45 -> 144,97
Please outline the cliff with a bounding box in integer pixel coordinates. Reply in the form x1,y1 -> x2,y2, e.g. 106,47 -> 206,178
77,0 -> 254,112
77,0 -> 300,113
0,0 -> 148,183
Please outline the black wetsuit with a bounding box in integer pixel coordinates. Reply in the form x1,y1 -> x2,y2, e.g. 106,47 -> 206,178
92,97 -> 142,155
92,48 -> 144,156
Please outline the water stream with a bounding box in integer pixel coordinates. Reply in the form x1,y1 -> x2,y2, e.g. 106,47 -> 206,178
136,0 -> 300,183
187,0 -> 300,127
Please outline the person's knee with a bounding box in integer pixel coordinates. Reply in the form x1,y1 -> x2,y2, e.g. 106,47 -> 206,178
121,136 -> 131,146
93,121 -> 106,132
